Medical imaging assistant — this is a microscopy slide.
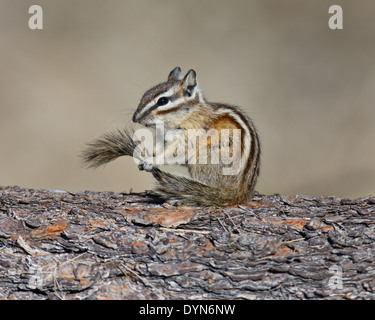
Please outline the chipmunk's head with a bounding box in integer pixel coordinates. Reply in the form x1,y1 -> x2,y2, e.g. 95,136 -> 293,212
133,67 -> 205,128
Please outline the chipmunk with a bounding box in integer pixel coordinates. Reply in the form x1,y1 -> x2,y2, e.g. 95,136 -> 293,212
82,67 -> 260,206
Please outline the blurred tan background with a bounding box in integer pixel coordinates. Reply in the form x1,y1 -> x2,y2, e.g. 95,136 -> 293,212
1,0 -> 374,198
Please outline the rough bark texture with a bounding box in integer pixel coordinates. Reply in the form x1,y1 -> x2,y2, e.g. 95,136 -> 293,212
0,186 -> 374,300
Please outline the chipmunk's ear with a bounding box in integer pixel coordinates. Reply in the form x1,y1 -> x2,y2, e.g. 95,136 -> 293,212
182,69 -> 197,97
168,67 -> 183,81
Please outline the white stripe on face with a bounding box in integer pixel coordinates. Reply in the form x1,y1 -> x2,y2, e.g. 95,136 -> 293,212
135,83 -> 202,121
137,87 -> 177,119
152,83 -> 203,113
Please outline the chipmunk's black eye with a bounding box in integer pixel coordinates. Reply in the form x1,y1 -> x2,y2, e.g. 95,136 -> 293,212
157,97 -> 169,106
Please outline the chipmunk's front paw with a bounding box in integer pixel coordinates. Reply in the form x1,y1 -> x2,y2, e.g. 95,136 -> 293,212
138,160 -> 154,172
165,199 -> 184,206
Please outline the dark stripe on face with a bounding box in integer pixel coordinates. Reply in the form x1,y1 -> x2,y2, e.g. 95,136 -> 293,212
150,90 -> 199,117
134,81 -> 181,122
137,92 -> 181,121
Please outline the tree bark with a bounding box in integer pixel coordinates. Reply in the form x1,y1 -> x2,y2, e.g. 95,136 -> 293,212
0,186 -> 374,300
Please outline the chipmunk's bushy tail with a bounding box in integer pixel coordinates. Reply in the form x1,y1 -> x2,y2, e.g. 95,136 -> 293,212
82,129 -> 137,168
150,168 -> 244,206
82,128 -> 247,206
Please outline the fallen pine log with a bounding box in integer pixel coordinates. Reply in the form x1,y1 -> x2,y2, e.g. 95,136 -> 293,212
0,186 -> 374,300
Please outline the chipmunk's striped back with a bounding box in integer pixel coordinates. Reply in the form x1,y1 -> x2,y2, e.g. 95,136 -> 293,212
210,103 -> 261,201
